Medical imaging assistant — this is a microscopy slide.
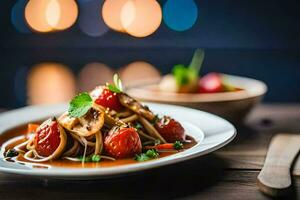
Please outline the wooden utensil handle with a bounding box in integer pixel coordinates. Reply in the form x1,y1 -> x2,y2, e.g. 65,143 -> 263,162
257,134 -> 300,197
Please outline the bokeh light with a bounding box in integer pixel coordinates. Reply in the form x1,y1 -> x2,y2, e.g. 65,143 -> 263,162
25,0 -> 78,33
25,0 -> 54,32
118,61 -> 161,87
120,0 -> 162,37
27,63 -> 76,105
11,0 -> 31,34
102,0 -> 129,32
163,0 -> 198,31
78,63 -> 114,92
78,0 -> 109,37
54,0 -> 78,30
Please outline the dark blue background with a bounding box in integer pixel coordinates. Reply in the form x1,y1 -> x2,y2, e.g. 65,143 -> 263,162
0,0 -> 299,108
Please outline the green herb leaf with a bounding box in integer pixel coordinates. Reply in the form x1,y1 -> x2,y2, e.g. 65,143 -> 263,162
108,84 -> 122,93
135,153 -> 150,162
173,64 -> 190,86
174,141 -> 184,150
145,149 -> 159,158
5,149 -> 19,158
135,149 -> 159,162
91,154 -> 101,162
79,154 -> 101,162
107,74 -> 123,93
68,93 -> 93,118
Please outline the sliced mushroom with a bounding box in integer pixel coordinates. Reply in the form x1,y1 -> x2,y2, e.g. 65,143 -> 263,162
92,103 -> 125,127
58,104 -> 104,137
118,93 -> 155,121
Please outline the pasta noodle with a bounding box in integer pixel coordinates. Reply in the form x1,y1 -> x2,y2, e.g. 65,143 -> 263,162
4,83 -> 186,163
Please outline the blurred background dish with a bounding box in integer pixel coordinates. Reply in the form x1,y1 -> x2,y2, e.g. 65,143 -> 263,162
127,74 -> 267,123
0,0 -> 299,114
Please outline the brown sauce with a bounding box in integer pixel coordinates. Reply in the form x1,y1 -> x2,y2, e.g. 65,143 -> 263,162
0,125 -> 197,169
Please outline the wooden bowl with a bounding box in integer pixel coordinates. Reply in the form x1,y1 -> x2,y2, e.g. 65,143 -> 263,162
126,74 -> 267,124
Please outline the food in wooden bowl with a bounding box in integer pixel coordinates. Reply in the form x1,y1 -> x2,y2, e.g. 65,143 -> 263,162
127,49 -> 267,124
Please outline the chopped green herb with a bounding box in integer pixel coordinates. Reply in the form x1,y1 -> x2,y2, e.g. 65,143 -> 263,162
135,153 -> 150,162
145,149 -> 159,158
5,149 -> 19,158
135,149 -> 159,162
91,154 -> 101,162
108,84 -> 122,93
68,92 -> 93,118
174,141 -> 184,150
135,122 -> 143,130
107,74 -> 123,93
79,154 -> 101,162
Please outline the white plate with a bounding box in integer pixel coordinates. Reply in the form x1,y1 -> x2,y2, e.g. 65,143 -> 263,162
0,103 -> 236,179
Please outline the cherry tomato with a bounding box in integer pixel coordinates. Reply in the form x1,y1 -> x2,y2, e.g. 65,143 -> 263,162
34,118 -> 61,157
104,127 -> 142,159
155,116 -> 185,142
94,88 -> 122,111
198,72 -> 223,93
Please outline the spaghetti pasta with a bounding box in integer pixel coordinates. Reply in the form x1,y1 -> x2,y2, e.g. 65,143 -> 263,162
3,77 -> 187,163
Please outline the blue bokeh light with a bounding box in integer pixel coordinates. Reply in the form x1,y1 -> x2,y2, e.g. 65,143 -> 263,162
163,0 -> 198,32
11,0 -> 31,34
78,0 -> 109,37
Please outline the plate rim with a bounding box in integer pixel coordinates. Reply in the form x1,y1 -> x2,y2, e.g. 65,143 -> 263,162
0,103 -> 236,178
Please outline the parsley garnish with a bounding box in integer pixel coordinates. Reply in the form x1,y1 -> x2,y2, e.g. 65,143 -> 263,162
174,141 -> 184,150
135,149 -> 159,162
79,154 -> 101,162
68,92 -> 93,118
107,74 -> 123,93
5,149 -> 19,158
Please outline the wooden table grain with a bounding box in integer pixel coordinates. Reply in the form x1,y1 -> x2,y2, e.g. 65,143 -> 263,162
1,104 -> 300,200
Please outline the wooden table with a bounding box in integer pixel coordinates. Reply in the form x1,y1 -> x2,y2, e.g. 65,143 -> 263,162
1,104 -> 300,200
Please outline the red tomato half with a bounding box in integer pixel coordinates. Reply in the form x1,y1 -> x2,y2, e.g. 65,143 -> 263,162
94,88 -> 122,111
34,119 -> 61,157
104,127 -> 142,159
155,116 -> 185,143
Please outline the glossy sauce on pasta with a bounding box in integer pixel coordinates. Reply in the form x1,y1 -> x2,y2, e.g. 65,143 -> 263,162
0,125 -> 197,169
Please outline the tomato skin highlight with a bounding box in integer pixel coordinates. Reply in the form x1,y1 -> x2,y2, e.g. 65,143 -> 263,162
104,127 -> 142,159
198,72 -> 224,93
34,119 -> 61,157
155,116 -> 185,143
95,88 -> 122,111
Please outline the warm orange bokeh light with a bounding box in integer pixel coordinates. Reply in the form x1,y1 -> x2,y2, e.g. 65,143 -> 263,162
25,0 -> 53,32
78,63 -> 114,92
120,0 -> 162,37
119,61 -> 161,87
102,0 -> 129,32
27,63 -> 76,105
54,0 -> 78,30
25,0 -> 78,33
45,0 -> 60,28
